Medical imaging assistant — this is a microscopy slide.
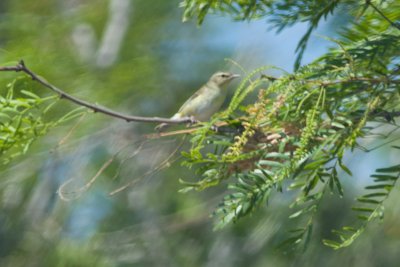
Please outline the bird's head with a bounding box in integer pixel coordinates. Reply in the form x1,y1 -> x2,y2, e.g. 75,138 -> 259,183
209,71 -> 240,87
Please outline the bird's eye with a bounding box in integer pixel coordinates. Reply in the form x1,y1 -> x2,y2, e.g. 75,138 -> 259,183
221,74 -> 228,78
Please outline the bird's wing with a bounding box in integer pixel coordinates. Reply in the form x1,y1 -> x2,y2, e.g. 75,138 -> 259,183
177,86 -> 207,114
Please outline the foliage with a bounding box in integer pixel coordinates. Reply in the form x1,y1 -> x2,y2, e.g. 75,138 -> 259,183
180,0 -> 400,250
0,76 -> 84,165
323,160 -> 400,249
0,0 -> 399,263
180,0 -> 400,68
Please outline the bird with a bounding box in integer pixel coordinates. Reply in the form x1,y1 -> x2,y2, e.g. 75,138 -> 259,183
155,71 -> 240,131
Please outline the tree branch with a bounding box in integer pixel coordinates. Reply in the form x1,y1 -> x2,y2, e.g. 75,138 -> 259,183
0,60 -> 196,125
261,74 -> 400,86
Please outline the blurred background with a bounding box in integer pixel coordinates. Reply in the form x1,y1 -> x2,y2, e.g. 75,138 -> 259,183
0,0 -> 399,266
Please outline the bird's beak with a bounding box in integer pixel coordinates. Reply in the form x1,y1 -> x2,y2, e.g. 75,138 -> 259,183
231,74 -> 240,79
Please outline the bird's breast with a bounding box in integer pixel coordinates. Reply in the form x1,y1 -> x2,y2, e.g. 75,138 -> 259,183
193,87 -> 226,121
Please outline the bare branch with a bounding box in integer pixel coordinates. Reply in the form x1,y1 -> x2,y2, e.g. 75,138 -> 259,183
0,60 -> 196,125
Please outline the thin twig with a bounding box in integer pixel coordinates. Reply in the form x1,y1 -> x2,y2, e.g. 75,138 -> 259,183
109,136 -> 186,195
51,112 -> 88,152
367,1 -> 400,31
0,60 -> 197,125
57,137 -> 150,201
144,126 -> 202,139
57,156 -> 115,201
262,73 -> 400,86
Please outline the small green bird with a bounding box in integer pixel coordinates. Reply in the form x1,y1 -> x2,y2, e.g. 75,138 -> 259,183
156,71 -> 240,131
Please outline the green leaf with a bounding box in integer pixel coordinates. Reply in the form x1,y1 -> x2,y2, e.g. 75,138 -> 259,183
375,164 -> 400,173
258,160 -> 284,168
365,184 -> 393,190
20,90 -> 40,99
322,239 -> 341,249
370,174 -> 398,181
289,209 -> 304,219
362,192 -> 387,198
356,198 -> 381,204
338,161 -> 352,176
331,121 -> 345,129
351,207 -> 374,212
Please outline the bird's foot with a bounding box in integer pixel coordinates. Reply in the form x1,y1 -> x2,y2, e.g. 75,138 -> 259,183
187,116 -> 199,126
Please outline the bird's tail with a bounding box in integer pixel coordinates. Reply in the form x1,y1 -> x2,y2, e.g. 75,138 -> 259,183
154,122 -> 169,131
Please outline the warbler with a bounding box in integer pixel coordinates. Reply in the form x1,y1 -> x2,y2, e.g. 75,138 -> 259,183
156,71 -> 240,131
